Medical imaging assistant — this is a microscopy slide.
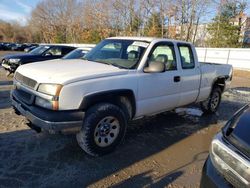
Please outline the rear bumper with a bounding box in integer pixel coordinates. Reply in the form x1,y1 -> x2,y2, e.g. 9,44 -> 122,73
11,90 -> 84,132
200,157 -> 231,188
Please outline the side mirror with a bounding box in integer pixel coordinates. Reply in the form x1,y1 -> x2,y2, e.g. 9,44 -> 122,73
144,62 -> 165,73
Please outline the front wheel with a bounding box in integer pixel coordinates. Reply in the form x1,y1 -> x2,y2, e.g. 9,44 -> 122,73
76,103 -> 127,156
200,87 -> 222,114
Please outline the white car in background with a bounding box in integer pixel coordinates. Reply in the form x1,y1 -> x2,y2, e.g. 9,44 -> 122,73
62,47 -> 91,59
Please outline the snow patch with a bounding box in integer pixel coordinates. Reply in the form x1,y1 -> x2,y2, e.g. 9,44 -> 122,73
175,108 -> 203,117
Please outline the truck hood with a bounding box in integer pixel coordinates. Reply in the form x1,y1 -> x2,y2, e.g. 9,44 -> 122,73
16,59 -> 129,85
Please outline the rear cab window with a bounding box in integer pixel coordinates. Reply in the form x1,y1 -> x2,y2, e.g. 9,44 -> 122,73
177,44 -> 195,69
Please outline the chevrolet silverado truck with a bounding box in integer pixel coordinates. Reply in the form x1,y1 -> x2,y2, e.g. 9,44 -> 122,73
11,37 -> 233,156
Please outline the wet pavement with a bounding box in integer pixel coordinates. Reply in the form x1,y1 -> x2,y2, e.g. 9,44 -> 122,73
0,55 -> 250,187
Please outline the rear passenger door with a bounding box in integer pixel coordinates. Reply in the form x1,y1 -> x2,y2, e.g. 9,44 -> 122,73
177,44 -> 200,106
137,42 -> 181,116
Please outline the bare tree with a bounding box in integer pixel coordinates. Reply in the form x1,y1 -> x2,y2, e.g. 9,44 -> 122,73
30,0 -> 84,43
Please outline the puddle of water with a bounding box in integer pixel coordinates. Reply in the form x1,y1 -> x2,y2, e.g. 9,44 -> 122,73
175,108 -> 203,117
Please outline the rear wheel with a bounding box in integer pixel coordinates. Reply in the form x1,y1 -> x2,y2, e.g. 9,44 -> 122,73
201,87 -> 222,114
76,103 -> 127,156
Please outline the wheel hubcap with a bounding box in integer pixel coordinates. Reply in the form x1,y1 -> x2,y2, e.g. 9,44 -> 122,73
211,92 -> 219,110
94,116 -> 120,147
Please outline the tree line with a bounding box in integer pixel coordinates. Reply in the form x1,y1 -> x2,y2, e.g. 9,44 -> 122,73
0,0 -> 248,47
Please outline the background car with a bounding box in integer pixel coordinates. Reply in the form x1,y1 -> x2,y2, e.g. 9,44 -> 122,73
11,43 -> 24,51
62,47 -> 90,59
24,44 -> 39,52
4,43 -> 16,51
201,104 -> 250,188
0,43 -> 4,50
0,42 -> 9,50
1,45 -> 76,75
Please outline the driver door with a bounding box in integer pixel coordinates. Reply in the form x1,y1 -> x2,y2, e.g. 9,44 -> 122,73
137,42 -> 181,116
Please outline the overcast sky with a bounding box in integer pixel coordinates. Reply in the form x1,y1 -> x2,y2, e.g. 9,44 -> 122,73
1,0 -> 250,26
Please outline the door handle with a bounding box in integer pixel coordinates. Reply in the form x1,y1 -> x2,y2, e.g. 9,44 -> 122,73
174,76 -> 181,82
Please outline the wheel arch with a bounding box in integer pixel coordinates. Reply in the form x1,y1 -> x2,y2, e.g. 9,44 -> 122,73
79,89 -> 136,119
211,75 -> 228,93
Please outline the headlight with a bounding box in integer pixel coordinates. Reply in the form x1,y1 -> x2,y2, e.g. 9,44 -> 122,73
37,84 -> 62,96
36,84 -> 63,110
210,134 -> 250,187
9,58 -> 20,64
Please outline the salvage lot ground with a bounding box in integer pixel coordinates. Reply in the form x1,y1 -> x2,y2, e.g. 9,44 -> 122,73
0,51 -> 250,188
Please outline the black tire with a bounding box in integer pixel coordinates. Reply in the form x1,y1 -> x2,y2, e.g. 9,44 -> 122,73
76,103 -> 127,156
200,87 -> 222,114
13,107 -> 21,115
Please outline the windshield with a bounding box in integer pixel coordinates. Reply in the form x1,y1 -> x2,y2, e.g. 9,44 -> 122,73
83,39 -> 149,69
63,49 -> 88,59
223,105 -> 250,157
29,46 -> 50,55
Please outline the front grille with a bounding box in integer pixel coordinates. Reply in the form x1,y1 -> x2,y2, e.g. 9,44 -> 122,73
15,72 -> 37,89
16,89 -> 32,104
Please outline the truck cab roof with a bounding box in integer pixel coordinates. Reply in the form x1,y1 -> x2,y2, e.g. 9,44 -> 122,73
107,36 -> 192,45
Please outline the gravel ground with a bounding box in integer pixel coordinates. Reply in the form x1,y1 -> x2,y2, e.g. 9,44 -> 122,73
0,52 -> 250,188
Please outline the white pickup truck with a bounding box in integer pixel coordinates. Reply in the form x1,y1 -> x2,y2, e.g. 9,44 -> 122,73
11,37 -> 233,156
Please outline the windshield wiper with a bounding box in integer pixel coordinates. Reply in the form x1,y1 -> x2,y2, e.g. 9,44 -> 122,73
96,61 -> 123,68
81,58 -> 128,69
93,60 -> 126,69
109,63 -> 128,69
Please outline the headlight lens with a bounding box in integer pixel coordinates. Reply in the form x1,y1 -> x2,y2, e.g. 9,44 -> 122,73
36,84 -> 62,110
210,134 -> 250,187
37,84 -> 62,96
9,58 -> 20,64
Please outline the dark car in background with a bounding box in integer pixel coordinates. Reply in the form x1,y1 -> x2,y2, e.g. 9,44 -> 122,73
3,43 -> 16,51
0,43 -> 4,50
0,42 -> 39,51
1,45 -> 75,75
201,104 -> 250,188
24,44 -> 39,52
11,43 -> 27,51
62,47 -> 90,59
0,43 -> 10,50
11,43 -> 39,51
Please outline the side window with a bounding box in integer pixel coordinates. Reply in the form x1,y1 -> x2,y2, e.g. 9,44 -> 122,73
62,47 -> 73,55
148,43 -> 177,71
126,45 -> 142,62
178,45 -> 195,69
46,47 -> 62,56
